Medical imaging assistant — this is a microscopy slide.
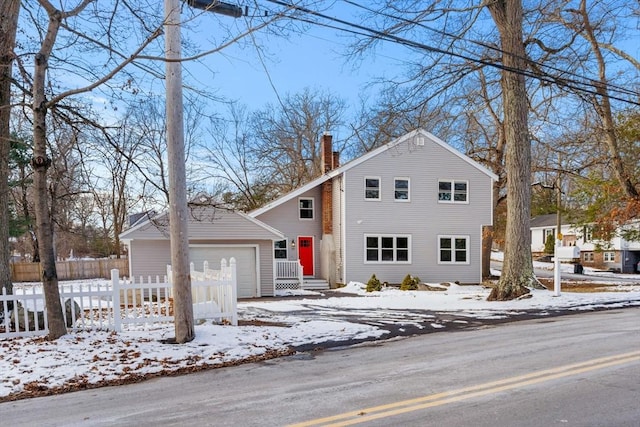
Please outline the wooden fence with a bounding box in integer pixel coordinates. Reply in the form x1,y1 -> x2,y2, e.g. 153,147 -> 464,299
10,258 -> 129,282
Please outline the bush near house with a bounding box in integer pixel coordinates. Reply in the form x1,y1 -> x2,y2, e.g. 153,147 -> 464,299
366,274 -> 382,292
400,274 -> 421,291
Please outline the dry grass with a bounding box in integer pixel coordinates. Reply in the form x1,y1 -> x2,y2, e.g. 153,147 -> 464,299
537,278 -> 629,293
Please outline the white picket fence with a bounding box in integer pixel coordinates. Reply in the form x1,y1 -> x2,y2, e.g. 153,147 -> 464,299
0,258 -> 237,339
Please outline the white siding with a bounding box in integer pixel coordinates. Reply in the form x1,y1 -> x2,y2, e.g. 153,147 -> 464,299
332,175 -> 344,283
343,133 -> 492,284
190,245 -> 258,298
128,240 -> 172,280
255,187 -> 323,275
127,239 -> 275,297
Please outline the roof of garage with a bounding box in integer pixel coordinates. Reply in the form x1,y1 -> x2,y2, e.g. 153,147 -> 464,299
120,205 -> 284,241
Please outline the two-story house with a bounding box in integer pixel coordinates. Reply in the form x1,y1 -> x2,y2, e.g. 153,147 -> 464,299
251,129 -> 497,287
121,129 -> 497,297
531,213 -> 640,273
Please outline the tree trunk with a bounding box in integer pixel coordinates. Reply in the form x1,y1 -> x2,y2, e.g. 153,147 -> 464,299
32,9 -> 66,339
0,0 -> 21,297
482,225 -> 493,279
487,0 -> 535,301
577,0 -> 639,200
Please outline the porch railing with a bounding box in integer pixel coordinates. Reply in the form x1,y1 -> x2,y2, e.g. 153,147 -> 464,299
274,260 -> 303,291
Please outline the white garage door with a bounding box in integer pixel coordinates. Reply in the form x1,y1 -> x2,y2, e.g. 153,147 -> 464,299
189,246 -> 258,298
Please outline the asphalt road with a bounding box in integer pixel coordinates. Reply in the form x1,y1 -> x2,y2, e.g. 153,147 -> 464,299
2,308 -> 638,426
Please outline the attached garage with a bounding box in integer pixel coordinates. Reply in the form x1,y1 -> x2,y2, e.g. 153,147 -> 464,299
120,206 -> 284,297
189,245 -> 259,298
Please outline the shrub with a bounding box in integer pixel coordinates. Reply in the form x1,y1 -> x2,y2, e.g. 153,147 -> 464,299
366,274 -> 382,292
544,234 -> 555,254
400,274 -> 421,291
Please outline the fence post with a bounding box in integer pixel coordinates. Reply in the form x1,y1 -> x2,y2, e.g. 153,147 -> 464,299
229,257 -> 237,326
111,269 -> 121,332
297,259 -> 303,290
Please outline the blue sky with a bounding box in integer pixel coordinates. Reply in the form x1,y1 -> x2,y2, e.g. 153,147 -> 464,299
180,2 -> 410,124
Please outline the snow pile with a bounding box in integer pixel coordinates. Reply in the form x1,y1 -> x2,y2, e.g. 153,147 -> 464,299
1,277 -> 639,401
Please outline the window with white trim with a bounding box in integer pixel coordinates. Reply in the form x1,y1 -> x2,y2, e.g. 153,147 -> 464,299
438,236 -> 470,264
274,240 -> 287,259
394,178 -> 410,201
365,177 -> 381,200
583,252 -> 594,262
603,251 -> 615,262
365,235 -> 411,263
438,180 -> 468,203
299,197 -> 314,220
544,228 -> 555,242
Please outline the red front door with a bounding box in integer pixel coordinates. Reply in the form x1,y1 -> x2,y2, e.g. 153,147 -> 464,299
298,236 -> 314,276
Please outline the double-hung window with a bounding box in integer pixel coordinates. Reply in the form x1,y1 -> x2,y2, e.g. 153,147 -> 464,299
438,180 -> 468,203
394,178 -> 410,201
603,252 -> 615,262
365,235 -> 410,263
299,197 -> 314,220
438,236 -> 469,264
274,240 -> 287,259
365,177 -> 381,200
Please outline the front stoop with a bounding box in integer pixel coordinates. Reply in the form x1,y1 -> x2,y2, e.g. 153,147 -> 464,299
302,279 -> 330,291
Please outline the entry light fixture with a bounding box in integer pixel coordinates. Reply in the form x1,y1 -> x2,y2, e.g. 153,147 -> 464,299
291,240 -> 296,249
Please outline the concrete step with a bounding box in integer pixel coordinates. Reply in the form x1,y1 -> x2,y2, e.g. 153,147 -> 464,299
302,279 -> 330,290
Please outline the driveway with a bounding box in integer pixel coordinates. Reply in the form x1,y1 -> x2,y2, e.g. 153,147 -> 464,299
238,289 -> 634,352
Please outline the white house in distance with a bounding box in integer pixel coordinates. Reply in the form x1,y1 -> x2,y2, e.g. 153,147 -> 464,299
530,213 -> 640,273
121,129 -> 498,297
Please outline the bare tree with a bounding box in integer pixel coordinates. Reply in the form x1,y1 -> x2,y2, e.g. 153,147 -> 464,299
199,104 -> 277,211
251,88 -> 347,194
552,0 -> 639,200
25,0 -> 162,339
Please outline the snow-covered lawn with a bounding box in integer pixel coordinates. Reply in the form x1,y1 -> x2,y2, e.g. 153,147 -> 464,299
2,275 -> 639,401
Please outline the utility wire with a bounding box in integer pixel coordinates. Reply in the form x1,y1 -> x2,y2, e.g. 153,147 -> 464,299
342,0 -> 639,100
262,0 -> 640,107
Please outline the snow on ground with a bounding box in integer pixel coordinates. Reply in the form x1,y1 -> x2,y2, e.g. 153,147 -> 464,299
2,271 -> 640,401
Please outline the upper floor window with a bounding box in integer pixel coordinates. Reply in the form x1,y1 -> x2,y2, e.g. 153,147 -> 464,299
365,177 -> 381,200
365,235 -> 411,263
438,235 -> 469,264
394,178 -> 410,201
299,197 -> 314,220
438,180 -> 468,203
274,240 -> 288,259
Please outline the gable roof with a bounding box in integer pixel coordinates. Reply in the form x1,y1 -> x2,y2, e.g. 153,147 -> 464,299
530,214 -> 559,228
249,128 -> 498,218
120,205 -> 284,241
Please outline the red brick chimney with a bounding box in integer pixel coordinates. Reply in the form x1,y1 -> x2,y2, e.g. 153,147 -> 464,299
321,133 -> 334,235
321,133 -> 333,173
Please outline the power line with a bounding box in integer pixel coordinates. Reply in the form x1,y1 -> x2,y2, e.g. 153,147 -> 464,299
262,0 -> 640,107
342,0 -> 639,100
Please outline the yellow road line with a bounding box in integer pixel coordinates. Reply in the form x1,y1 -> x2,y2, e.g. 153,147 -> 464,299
289,350 -> 640,427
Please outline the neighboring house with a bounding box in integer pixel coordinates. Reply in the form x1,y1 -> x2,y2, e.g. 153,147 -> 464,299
250,129 -> 498,286
530,213 -> 640,273
120,206 -> 284,298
